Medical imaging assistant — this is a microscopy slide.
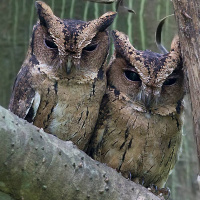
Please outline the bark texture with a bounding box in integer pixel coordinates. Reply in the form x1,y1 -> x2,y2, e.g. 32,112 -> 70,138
0,106 -> 161,200
172,0 -> 200,175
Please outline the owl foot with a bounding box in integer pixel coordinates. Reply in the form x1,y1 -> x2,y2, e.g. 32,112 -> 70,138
148,184 -> 170,200
128,171 -> 132,180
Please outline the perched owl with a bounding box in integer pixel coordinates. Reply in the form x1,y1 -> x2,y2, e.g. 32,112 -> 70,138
9,1 -> 116,151
88,30 -> 184,188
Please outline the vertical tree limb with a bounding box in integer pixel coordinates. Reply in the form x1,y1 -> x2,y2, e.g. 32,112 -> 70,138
172,0 -> 200,186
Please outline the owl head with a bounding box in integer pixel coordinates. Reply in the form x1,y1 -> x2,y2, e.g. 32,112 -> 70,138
30,1 -> 116,77
107,30 -> 184,114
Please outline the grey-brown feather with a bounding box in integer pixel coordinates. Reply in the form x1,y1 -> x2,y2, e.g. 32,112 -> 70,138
9,64 -> 36,119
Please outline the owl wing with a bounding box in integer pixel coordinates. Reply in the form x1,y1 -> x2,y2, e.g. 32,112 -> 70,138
9,64 -> 38,122
87,94 -> 109,157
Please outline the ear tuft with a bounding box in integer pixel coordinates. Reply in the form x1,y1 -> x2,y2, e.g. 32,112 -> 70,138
95,11 -> 117,32
78,11 -> 117,48
168,35 -> 181,66
111,30 -> 138,66
35,1 -> 54,27
112,30 -> 135,53
170,35 -> 180,52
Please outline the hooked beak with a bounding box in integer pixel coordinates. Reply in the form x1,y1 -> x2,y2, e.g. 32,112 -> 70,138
141,91 -> 153,110
66,57 -> 72,74
137,87 -> 160,111
60,56 -> 80,74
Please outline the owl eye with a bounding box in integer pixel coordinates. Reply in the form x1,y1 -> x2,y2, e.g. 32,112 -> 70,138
83,43 -> 98,52
44,39 -> 58,49
124,70 -> 141,82
163,78 -> 177,86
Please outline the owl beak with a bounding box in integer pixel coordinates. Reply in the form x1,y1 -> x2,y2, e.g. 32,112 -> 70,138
140,87 -> 160,110
60,55 -> 81,74
66,58 -> 72,74
59,57 -> 72,74
141,92 -> 152,110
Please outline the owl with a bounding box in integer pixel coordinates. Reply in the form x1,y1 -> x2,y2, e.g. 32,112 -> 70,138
88,30 -> 184,188
9,1 -> 116,151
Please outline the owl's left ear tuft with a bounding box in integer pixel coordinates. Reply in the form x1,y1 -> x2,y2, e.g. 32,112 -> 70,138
112,30 -> 129,48
35,1 -> 55,28
112,30 -> 128,41
111,30 -> 137,55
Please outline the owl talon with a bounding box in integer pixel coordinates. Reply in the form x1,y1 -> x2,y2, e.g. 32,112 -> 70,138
159,187 -> 171,200
148,184 -> 158,193
148,185 -> 170,199
140,177 -> 145,186
128,171 -> 132,180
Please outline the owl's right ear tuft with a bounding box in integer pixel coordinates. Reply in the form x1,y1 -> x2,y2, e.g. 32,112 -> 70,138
86,11 -> 117,34
168,35 -> 181,63
170,35 -> 180,52
35,1 -> 55,28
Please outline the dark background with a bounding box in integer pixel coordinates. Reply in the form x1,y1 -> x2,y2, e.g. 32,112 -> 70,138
0,0 -> 199,199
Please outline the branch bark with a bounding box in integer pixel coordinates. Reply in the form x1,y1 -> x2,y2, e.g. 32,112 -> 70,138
0,106 -> 161,200
172,0 -> 200,186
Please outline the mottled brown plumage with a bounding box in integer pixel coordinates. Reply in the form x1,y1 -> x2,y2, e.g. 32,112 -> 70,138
88,30 -> 184,188
9,1 -> 116,151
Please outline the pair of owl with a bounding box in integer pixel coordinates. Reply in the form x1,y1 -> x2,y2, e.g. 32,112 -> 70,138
9,1 -> 184,189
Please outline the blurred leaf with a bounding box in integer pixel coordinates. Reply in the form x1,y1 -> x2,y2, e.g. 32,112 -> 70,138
155,14 -> 174,54
116,0 -> 135,14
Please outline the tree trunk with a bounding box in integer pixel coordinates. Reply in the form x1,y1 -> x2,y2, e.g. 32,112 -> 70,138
172,0 -> 200,187
0,106 -> 161,200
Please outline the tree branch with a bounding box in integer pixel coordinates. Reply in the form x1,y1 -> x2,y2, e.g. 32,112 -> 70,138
172,0 -> 200,187
0,106 -> 161,200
